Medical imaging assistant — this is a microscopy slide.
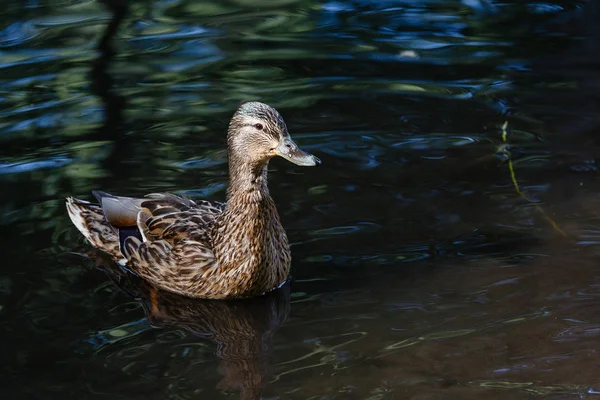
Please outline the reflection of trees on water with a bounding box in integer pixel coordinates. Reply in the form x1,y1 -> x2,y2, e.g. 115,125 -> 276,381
91,0 -> 131,179
2,0 -> 599,245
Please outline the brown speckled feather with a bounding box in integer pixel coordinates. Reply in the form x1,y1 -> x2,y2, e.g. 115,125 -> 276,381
139,194 -> 224,244
68,192 -> 230,298
66,197 -> 121,259
122,236 -> 221,297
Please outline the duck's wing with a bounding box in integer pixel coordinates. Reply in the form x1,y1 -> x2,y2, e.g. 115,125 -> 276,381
139,193 -> 224,244
67,191 -> 227,298
118,193 -> 225,298
88,190 -> 224,246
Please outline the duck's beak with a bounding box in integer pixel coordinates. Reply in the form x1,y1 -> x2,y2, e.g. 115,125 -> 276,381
273,136 -> 321,167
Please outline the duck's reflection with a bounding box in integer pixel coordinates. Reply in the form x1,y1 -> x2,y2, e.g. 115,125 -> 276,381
87,250 -> 290,400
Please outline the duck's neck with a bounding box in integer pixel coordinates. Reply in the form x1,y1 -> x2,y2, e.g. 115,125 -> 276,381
211,156 -> 291,293
226,156 -> 270,204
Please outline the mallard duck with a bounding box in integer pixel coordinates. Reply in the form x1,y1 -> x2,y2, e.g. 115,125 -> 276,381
66,101 -> 320,299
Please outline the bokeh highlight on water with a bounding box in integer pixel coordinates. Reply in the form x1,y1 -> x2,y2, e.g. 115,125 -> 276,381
3,0 -> 600,398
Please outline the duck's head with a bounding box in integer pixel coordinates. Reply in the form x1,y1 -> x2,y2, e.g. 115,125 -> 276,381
227,102 -> 321,169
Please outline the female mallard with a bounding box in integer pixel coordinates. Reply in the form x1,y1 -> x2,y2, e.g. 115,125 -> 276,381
66,101 -> 320,299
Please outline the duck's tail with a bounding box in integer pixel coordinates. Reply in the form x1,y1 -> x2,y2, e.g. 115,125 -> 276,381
66,196 -> 123,261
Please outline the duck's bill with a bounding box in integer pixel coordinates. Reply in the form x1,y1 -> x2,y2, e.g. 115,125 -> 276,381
274,137 -> 321,167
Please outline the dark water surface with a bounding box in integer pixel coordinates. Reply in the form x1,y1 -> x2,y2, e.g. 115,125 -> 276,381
3,0 -> 600,398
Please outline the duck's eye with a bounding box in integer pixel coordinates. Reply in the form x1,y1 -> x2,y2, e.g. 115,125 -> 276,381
254,123 -> 264,130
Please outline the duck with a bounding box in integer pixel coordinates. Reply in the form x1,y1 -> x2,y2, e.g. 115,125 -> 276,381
66,101 -> 320,299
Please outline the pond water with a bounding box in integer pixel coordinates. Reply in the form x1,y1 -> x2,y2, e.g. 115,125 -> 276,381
3,0 -> 600,399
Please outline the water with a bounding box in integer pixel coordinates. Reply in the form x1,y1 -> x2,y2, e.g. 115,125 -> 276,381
3,0 -> 600,398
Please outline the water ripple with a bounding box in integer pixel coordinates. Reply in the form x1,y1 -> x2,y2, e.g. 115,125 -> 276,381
0,22 -> 39,48
0,156 -> 71,175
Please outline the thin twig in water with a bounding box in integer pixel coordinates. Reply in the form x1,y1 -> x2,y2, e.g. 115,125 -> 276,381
501,121 -> 566,237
